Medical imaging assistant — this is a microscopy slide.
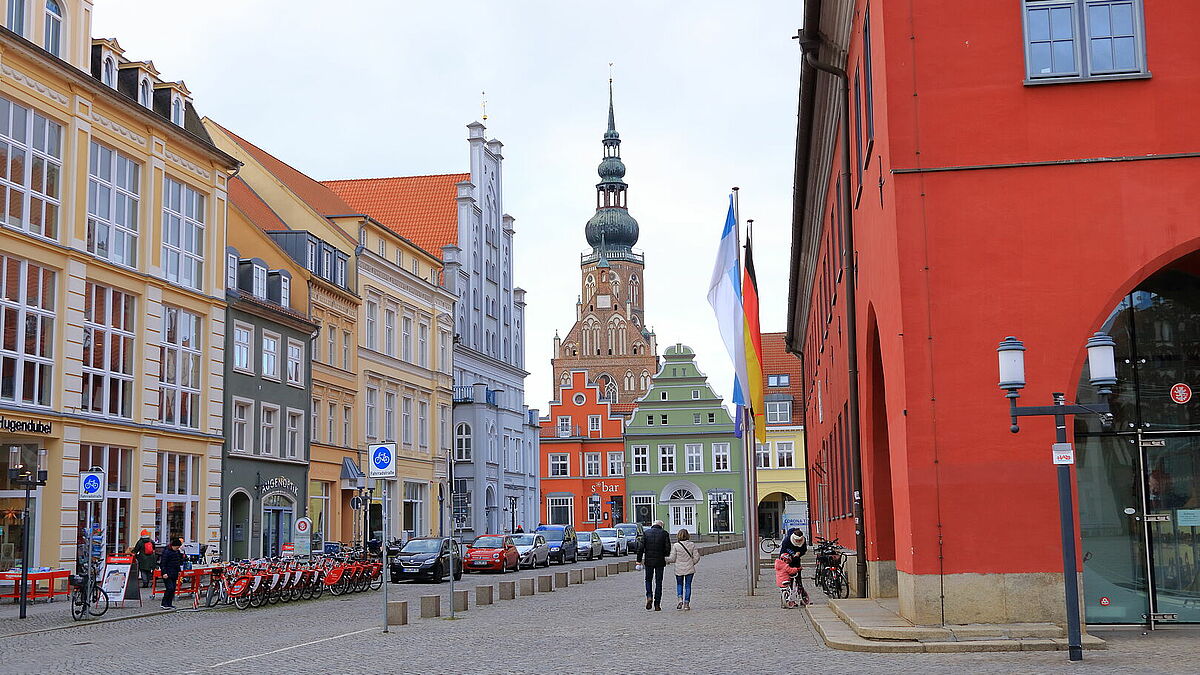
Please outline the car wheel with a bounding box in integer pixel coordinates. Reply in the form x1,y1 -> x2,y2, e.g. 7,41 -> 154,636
432,563 -> 445,583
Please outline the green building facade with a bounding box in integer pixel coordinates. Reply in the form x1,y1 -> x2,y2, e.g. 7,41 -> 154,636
624,344 -> 744,536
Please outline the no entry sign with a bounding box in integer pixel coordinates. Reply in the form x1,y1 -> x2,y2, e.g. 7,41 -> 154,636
1170,383 -> 1192,404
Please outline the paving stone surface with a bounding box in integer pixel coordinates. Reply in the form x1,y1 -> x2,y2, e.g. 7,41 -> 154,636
0,549 -> 1193,674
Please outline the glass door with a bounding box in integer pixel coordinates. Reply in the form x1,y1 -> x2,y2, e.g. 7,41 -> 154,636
1145,435 -> 1200,622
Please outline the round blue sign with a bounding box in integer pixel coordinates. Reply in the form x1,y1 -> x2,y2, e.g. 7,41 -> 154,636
82,474 -> 101,494
372,446 -> 391,469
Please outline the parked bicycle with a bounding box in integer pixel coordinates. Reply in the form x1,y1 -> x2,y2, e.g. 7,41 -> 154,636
203,550 -> 382,610
759,535 -> 780,555
69,566 -> 109,620
812,537 -> 849,599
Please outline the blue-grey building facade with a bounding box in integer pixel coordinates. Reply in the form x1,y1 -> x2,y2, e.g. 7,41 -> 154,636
441,122 -> 540,538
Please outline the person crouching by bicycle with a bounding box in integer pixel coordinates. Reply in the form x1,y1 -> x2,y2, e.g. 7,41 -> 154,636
774,552 -> 811,607
159,538 -> 184,610
780,528 -> 808,558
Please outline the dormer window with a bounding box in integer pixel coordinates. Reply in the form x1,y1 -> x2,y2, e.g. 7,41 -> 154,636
252,265 -> 267,299
280,275 -> 290,307
42,0 -> 60,57
102,57 -> 116,88
139,79 -> 151,108
225,252 -> 237,291
6,0 -> 25,37
170,97 -> 183,125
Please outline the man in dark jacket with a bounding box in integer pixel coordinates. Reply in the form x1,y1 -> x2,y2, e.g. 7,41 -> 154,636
158,538 -> 184,610
637,520 -> 671,611
780,528 -> 808,558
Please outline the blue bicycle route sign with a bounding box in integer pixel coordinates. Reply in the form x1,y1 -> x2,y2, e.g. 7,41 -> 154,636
79,471 -> 105,501
368,443 -> 396,478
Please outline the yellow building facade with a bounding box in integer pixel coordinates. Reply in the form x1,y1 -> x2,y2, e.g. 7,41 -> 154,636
0,4 -> 239,569
756,333 -> 808,539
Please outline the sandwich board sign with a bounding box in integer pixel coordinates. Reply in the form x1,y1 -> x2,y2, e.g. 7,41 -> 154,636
368,443 -> 397,479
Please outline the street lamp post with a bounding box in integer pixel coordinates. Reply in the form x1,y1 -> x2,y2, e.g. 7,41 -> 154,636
9,446 -> 47,620
505,495 -> 518,533
996,333 -> 1116,663
354,476 -> 375,551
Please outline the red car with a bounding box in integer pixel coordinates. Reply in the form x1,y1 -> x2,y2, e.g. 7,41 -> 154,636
464,535 -> 520,573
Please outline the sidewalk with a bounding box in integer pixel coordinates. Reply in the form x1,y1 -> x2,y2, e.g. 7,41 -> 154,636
0,590 -> 169,637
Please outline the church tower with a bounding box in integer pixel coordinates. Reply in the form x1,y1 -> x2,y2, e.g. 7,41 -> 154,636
551,84 -> 659,414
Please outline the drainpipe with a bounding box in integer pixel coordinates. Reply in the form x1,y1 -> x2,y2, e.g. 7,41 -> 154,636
798,39 -> 867,599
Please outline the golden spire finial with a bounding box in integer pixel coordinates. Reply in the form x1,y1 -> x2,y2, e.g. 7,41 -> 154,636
481,90 -> 488,121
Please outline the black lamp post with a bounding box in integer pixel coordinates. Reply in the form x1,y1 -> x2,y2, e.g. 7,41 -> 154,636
9,446 -> 47,620
997,333 -> 1116,662
354,475 -> 375,551
505,495 -> 518,533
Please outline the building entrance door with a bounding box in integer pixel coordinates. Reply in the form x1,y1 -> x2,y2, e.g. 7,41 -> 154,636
668,504 -> 695,534
262,495 -> 294,558
1076,257 -> 1200,624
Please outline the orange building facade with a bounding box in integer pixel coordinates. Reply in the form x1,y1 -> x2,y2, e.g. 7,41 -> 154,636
539,371 -> 627,530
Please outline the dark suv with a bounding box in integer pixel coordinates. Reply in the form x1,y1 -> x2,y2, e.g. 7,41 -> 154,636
390,537 -> 463,583
615,523 -> 645,553
535,525 -> 579,564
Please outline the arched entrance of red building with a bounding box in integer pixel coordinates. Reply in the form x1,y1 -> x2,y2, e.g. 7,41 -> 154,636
1076,250 -> 1200,624
863,311 -> 897,597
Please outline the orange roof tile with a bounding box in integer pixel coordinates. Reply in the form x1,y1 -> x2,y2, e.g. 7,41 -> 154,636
228,177 -> 288,232
322,174 -> 468,259
213,122 -> 355,217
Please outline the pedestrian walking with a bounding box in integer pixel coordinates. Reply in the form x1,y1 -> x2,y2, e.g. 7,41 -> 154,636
636,519 -> 671,611
158,537 -> 184,610
129,529 -> 157,588
665,528 -> 700,610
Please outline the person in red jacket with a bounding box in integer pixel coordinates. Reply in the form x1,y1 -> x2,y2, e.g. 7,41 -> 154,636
774,552 -> 810,607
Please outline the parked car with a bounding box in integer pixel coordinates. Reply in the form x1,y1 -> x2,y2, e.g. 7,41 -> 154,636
577,530 -> 603,560
615,523 -> 644,553
465,535 -> 520,573
595,527 -> 628,556
535,524 -> 578,564
512,533 -> 551,569
391,537 -> 463,583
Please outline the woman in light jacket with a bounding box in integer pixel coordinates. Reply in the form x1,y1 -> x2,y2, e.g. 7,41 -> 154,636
665,529 -> 701,610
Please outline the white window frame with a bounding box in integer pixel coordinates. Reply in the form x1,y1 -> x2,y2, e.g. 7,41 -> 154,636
384,391 -> 396,442
260,404 -> 279,457
692,389 -> 700,399
547,496 -> 573,526
286,409 -> 303,459
632,446 -> 649,474
232,322 -> 253,373
657,445 -> 675,474
777,441 -> 795,469
418,399 -> 428,449
556,416 -> 572,437
231,398 -> 251,453
365,300 -> 378,350
402,396 -> 413,445
607,452 -> 624,476
161,177 -> 205,290
632,495 -> 654,524
87,141 -> 140,267
42,0 -> 61,57
342,330 -> 351,369
549,453 -> 569,477
713,443 -> 731,472
365,387 -> 378,439
756,443 -> 771,469
0,96 -> 62,241
251,265 -> 266,298
158,306 -> 201,428
82,282 -> 134,419
226,253 -> 237,290
280,275 -> 291,307
139,79 -> 152,108
417,323 -> 428,367
402,316 -> 413,362
343,405 -> 352,446
327,402 -> 336,445
261,331 -> 280,380
588,415 -> 601,432
685,443 -> 703,473
311,398 -> 319,439
766,401 -> 792,424
154,452 -> 201,544
383,307 -> 396,357
455,423 -> 472,461
286,339 -> 304,386
5,0 -> 24,36
584,452 -> 601,477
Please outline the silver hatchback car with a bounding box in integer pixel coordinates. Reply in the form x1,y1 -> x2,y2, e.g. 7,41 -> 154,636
512,533 -> 550,569
594,527 -> 628,556
577,530 -> 604,560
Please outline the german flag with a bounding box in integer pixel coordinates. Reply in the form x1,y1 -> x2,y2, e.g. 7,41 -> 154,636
742,235 -> 765,442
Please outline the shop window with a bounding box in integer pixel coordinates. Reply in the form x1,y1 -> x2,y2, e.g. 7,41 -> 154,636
78,445 -> 132,556
154,452 -> 200,544
547,496 -> 572,525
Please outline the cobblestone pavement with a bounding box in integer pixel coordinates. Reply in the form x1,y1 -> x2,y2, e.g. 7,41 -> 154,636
0,550 -> 1194,674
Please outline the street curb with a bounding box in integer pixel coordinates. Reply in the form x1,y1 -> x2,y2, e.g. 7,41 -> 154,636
0,607 -> 180,639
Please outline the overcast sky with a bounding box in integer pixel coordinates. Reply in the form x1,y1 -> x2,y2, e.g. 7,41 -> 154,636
93,1 -> 801,409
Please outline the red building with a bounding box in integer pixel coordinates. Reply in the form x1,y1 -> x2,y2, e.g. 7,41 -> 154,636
539,371 -> 628,530
790,0 -> 1200,626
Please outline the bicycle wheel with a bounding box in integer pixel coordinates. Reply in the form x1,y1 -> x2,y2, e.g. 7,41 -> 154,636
760,538 -> 779,554
831,571 -> 849,599
204,581 -> 221,608
88,587 -> 109,616
233,590 -> 252,610
71,588 -> 87,621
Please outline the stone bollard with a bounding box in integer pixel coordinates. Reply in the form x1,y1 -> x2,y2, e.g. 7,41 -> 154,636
607,562 -> 621,575
569,568 -> 582,584
499,580 -> 517,600
620,561 -> 632,572
476,585 -> 494,606
537,574 -> 554,592
554,571 -> 570,589
452,589 -> 469,612
583,567 -> 596,582
420,594 -> 441,618
595,565 -> 608,578
387,600 -> 408,626
518,577 -> 536,596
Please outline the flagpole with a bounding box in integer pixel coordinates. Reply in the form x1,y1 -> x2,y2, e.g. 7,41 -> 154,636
744,220 -> 761,595
732,187 -> 756,596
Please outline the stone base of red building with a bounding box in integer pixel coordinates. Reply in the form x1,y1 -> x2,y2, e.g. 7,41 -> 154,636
896,570 -> 1084,626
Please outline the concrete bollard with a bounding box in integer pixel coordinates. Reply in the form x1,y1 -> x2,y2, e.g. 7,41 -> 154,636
595,565 -> 608,578
607,562 -> 621,575
583,567 -> 596,581
518,577 -> 536,596
537,574 -> 554,592
499,580 -> 516,600
620,561 -> 632,572
420,594 -> 441,618
569,568 -> 583,584
452,589 -> 469,612
476,585 -> 494,606
387,600 -> 408,626
554,571 -> 570,588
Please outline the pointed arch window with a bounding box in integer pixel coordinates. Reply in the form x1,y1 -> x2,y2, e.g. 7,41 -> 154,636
640,371 -> 650,390
43,0 -> 61,57
624,371 -> 634,390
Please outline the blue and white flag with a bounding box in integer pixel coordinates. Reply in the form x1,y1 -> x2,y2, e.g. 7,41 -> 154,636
707,195 -> 748,406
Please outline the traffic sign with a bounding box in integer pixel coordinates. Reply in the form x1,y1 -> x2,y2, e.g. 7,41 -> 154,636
79,471 -> 105,502
294,517 -> 313,556
1052,443 -> 1075,465
368,443 -> 397,478
1099,596 -> 1110,606
1171,383 -> 1192,404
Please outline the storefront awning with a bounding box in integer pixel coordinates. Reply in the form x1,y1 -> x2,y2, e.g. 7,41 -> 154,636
340,457 -> 365,480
